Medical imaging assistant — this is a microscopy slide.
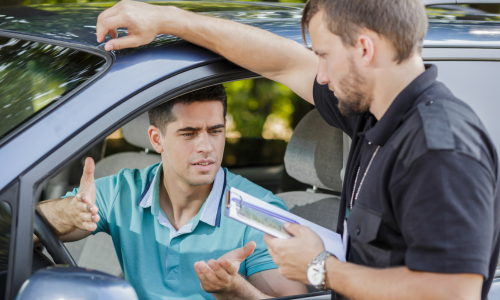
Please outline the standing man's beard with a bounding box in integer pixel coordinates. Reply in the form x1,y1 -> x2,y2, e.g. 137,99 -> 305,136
336,58 -> 372,117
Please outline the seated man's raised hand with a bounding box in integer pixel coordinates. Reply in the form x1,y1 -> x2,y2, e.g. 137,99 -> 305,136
36,157 -> 100,242
68,157 -> 100,232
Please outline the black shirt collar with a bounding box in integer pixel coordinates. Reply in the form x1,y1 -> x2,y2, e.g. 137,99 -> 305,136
364,64 -> 438,146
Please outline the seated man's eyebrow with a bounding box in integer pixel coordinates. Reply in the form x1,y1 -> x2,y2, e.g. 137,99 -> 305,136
177,126 -> 202,132
208,124 -> 225,130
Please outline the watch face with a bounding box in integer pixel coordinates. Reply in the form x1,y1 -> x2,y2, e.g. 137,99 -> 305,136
307,265 -> 323,286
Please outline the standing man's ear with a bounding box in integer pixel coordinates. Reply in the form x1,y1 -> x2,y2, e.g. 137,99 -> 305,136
357,34 -> 375,67
148,125 -> 163,153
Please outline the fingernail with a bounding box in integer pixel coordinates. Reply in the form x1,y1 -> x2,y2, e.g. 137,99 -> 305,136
105,44 -> 113,51
89,207 -> 93,212
91,215 -> 95,221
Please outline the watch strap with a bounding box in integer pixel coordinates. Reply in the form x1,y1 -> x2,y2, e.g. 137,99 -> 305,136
309,251 -> 332,290
311,251 -> 331,265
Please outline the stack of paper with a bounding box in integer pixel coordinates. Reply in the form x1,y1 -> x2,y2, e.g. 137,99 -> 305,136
225,187 -> 345,262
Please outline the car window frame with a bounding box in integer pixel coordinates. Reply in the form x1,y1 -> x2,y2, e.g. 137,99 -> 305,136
0,31 -> 114,149
0,182 -> 18,300
10,59 -> 256,300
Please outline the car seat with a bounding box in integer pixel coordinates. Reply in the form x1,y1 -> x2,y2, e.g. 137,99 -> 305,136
64,112 -> 161,277
276,109 -> 348,232
93,112 -> 162,178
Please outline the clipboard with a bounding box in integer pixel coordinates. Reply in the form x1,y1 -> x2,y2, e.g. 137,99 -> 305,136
225,189 -> 295,239
225,187 -> 346,261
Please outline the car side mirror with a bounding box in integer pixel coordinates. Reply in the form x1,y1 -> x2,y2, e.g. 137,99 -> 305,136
15,266 -> 138,300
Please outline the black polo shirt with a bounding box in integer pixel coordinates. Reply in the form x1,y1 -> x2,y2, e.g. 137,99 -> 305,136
313,65 -> 500,300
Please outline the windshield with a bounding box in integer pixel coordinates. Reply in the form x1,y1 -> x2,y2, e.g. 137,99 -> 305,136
0,37 -> 106,140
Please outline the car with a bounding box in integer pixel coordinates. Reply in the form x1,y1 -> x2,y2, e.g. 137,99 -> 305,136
0,1 -> 500,299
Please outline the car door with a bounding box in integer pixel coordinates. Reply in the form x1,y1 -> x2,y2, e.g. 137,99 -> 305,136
6,59 -> 256,300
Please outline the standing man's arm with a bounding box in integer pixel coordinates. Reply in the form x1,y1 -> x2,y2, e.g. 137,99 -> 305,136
264,224 -> 483,300
95,1 -> 318,104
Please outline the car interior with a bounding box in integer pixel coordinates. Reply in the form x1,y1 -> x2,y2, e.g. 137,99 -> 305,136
34,71 -> 500,298
35,79 -> 348,297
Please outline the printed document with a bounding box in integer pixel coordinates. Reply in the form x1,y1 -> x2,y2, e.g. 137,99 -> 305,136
225,187 -> 345,261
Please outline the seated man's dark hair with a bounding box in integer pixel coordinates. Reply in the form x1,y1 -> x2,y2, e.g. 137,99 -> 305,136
148,84 -> 227,133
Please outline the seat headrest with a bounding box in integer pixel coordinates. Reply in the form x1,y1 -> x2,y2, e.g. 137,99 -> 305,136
284,109 -> 343,192
122,112 -> 157,152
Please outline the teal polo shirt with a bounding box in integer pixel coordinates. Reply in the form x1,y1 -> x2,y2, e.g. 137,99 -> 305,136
63,163 -> 287,300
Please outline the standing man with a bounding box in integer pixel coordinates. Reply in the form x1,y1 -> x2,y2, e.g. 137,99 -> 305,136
96,0 -> 500,299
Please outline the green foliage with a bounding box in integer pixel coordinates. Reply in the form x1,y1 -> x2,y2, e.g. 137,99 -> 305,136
225,78 -> 312,139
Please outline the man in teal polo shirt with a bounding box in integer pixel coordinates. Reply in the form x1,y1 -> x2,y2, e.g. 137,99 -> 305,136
36,85 -> 306,299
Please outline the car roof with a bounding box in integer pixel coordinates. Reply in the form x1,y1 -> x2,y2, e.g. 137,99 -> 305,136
1,2 -> 500,192
1,2 -> 500,49
0,1 -> 304,48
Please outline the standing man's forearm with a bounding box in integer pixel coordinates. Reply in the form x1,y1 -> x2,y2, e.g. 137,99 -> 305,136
265,225 -> 483,300
324,257 -> 482,300
96,2 -> 318,103
165,7 -> 317,90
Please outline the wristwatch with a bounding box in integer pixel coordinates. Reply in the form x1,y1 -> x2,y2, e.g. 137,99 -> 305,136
307,251 -> 331,290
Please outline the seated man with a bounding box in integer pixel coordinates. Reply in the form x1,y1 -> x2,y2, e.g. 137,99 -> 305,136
36,85 -> 306,299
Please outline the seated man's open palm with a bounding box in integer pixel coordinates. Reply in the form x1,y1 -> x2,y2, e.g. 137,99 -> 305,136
194,241 -> 256,294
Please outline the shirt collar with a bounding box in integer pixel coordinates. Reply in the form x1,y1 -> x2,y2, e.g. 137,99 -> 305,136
364,64 -> 438,146
138,163 -> 226,228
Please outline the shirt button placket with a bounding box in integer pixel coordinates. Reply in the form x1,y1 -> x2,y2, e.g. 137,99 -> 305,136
166,237 -> 180,281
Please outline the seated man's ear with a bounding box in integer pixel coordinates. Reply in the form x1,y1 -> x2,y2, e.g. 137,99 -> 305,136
148,125 -> 163,153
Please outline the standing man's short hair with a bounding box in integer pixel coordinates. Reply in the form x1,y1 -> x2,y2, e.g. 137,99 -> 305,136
301,0 -> 428,63
148,84 -> 227,133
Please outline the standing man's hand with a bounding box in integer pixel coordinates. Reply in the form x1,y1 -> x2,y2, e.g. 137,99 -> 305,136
194,241 -> 262,299
96,0 -> 169,51
95,0 -> 318,104
264,223 -> 326,284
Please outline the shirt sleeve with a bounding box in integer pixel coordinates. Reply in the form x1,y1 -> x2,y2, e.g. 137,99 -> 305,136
391,150 -> 495,278
61,174 -> 120,235
243,194 -> 289,277
313,79 -> 358,138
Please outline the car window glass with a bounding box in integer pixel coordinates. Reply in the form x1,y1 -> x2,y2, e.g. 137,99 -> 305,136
103,78 -> 313,169
222,78 -> 313,168
100,78 -> 313,194
0,201 -> 11,298
0,37 -> 106,140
